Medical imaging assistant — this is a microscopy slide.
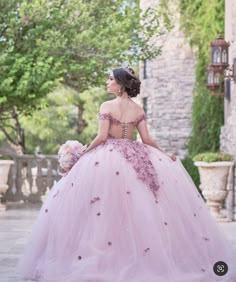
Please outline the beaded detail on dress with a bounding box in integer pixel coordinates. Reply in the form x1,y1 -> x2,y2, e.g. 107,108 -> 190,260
98,112 -> 146,126
100,137 -> 160,199
98,112 -> 146,139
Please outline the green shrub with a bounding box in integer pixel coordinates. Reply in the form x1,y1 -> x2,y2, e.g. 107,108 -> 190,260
193,152 -> 234,162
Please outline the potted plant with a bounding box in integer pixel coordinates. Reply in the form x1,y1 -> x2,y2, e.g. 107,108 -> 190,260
0,155 -> 14,210
193,152 -> 234,220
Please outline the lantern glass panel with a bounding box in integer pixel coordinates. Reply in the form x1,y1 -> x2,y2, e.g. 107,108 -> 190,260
222,49 -> 228,64
207,71 -> 214,84
213,47 -> 221,63
213,73 -> 220,84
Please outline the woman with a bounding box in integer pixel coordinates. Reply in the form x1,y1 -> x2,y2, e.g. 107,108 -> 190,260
17,67 -> 236,282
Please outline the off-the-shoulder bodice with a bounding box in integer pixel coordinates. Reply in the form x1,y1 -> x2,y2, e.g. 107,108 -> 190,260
98,112 -> 146,140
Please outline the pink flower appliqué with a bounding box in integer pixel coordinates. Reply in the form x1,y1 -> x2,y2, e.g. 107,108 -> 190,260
100,138 -> 160,199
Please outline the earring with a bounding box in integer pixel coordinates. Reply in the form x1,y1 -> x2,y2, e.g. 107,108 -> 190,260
119,88 -> 122,94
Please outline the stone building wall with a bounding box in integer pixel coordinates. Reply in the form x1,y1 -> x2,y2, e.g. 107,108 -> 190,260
220,0 -> 236,220
139,0 -> 196,159
140,0 -> 236,220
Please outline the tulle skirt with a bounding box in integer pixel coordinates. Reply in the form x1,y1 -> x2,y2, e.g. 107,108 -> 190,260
16,138 -> 236,282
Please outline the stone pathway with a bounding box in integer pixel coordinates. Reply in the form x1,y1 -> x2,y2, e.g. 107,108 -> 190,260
0,204 -> 40,282
0,204 -> 236,282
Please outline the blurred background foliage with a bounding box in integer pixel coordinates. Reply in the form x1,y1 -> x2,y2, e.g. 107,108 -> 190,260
19,86 -> 108,154
0,0 -> 169,154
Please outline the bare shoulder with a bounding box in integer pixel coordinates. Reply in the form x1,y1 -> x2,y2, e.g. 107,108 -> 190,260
100,99 -> 144,116
132,102 -> 145,115
99,101 -> 113,112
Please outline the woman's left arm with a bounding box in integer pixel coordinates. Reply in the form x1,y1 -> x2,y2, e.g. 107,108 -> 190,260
82,103 -> 110,154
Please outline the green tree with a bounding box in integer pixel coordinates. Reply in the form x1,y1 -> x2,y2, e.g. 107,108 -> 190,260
20,86 -> 108,154
0,0 -> 166,153
20,86 -> 78,154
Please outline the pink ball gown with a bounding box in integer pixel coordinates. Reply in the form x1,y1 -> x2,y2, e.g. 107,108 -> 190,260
17,112 -> 236,282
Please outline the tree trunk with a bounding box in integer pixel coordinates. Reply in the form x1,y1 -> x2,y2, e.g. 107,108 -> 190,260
77,101 -> 86,134
0,109 -> 25,155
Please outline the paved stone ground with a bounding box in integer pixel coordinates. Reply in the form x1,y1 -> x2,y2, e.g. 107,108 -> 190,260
0,203 -> 236,282
0,204 -> 41,282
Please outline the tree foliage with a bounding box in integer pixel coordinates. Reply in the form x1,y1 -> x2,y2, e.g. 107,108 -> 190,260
20,86 -> 78,154
0,0 -> 167,152
19,86 -> 108,154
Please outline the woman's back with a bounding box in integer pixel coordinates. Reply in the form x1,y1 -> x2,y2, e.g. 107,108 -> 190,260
99,99 -> 145,140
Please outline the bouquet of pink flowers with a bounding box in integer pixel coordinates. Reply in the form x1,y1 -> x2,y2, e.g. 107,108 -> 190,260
58,140 -> 87,175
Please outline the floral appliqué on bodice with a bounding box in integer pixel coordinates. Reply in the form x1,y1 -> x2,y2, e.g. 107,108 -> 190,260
98,112 -> 160,199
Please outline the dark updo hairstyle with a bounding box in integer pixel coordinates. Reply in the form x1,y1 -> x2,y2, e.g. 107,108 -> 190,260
112,67 -> 141,98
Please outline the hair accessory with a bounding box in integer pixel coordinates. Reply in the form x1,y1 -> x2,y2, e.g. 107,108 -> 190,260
123,67 -> 135,76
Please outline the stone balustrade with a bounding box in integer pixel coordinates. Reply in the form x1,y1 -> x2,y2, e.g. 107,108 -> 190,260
3,155 -> 61,203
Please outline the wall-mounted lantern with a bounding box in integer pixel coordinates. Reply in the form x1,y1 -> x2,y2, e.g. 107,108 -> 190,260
206,34 -> 236,97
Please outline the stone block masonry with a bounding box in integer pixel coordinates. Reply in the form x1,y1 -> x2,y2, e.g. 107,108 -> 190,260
139,0 -> 196,159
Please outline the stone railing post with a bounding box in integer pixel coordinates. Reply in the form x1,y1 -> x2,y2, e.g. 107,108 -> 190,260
4,155 -> 61,203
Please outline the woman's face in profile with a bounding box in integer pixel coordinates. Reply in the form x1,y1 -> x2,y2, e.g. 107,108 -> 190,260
106,72 -> 120,95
